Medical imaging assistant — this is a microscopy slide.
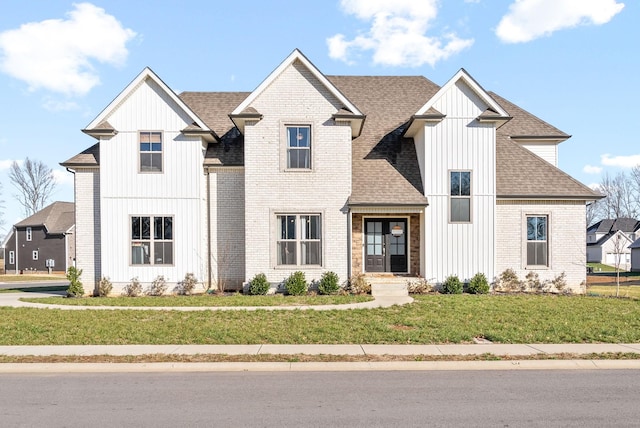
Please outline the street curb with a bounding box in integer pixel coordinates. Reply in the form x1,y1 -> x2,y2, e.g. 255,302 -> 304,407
1,359 -> 639,373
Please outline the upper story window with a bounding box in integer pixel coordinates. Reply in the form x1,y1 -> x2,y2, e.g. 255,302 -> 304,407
450,171 -> 471,223
139,131 -> 163,173
26,227 -> 32,241
8,251 -> 14,265
286,126 -> 311,169
527,215 -> 548,267
131,216 -> 173,265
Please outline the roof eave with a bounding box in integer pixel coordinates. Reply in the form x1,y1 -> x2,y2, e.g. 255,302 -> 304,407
402,114 -> 446,138
497,194 -> 604,201
181,129 -> 219,143
332,114 -> 366,138
228,113 -> 263,135
510,135 -> 571,143
81,129 -> 117,139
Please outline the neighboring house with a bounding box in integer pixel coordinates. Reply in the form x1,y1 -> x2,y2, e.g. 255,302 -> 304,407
61,49 -> 600,295
586,218 -> 640,269
3,202 -> 75,274
630,238 -> 640,272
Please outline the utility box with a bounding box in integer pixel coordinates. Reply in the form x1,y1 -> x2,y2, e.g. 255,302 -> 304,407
45,259 -> 55,274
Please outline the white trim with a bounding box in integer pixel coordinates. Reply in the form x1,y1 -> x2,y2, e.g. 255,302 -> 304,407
85,67 -> 211,132
415,68 -> 509,118
350,206 -> 425,214
232,49 -> 363,117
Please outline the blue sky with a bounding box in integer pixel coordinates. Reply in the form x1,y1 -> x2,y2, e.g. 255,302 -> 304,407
0,0 -> 635,234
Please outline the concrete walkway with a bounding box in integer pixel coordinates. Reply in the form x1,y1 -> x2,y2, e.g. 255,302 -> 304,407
0,291 -> 413,310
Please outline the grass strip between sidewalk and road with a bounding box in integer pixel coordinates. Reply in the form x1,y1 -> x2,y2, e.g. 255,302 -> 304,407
2,294 -> 640,345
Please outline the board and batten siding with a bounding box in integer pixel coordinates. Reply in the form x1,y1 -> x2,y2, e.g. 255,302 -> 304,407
416,80 -> 497,284
208,167 -> 245,289
495,200 -> 587,292
243,60 -> 352,284
74,168 -> 101,293
520,142 -> 558,167
97,77 -> 207,291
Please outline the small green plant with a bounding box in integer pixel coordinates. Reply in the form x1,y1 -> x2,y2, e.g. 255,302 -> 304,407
177,273 -> 198,295
406,277 -> 434,294
284,271 -> 308,296
495,268 -> 522,293
146,275 -> 168,296
317,271 -> 340,295
123,277 -> 143,297
66,266 -> 84,298
442,275 -> 463,294
248,273 -> 270,295
468,273 -> 489,294
97,276 -> 113,297
347,273 -> 371,295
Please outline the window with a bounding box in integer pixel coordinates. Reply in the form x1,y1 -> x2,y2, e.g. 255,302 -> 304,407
32,250 -> 38,261
139,131 -> 163,172
8,251 -> 14,265
286,126 -> 311,169
527,216 -> 548,267
131,216 -> 173,265
26,227 -> 32,241
277,214 -> 321,265
450,171 -> 471,222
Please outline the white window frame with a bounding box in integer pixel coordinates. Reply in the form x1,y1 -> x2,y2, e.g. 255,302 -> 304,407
32,250 -> 39,261
526,215 -> 549,268
130,215 -> 174,266
449,170 -> 472,223
139,131 -> 163,173
8,251 -> 14,265
26,227 -> 32,241
281,123 -> 313,171
276,214 -> 322,266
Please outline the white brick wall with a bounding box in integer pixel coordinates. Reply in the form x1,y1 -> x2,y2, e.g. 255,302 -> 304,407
74,168 -> 101,294
208,167 -> 245,289
244,59 -> 352,285
496,200 -> 587,293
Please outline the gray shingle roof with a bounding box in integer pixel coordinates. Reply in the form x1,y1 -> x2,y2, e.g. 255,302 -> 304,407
490,92 -> 569,138
15,201 -> 75,234
60,143 -> 100,167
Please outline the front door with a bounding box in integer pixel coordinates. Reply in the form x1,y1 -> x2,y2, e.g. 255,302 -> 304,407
364,219 -> 408,273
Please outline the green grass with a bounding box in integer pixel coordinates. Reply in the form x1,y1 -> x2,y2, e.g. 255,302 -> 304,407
587,263 -> 621,273
1,294 -> 640,345
20,294 -> 373,307
587,285 -> 640,299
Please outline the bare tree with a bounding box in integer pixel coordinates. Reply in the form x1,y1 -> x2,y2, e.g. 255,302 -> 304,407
9,158 -> 57,217
0,182 -> 5,233
597,171 -> 639,220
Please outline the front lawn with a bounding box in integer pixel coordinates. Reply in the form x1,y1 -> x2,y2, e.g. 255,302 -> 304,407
20,294 -> 373,307
1,294 -> 639,345
587,285 -> 640,299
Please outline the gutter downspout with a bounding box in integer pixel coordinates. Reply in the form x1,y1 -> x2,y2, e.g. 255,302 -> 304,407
14,226 -> 18,274
347,208 -> 352,280
206,170 -> 213,291
66,167 -> 76,272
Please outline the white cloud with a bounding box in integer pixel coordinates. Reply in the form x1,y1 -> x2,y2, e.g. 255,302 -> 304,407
587,183 -> 600,190
42,97 -> 80,112
601,153 -> 640,168
0,159 -> 19,170
583,164 -> 603,174
496,0 -> 625,43
52,168 -> 74,186
0,3 -> 136,96
328,0 -> 474,67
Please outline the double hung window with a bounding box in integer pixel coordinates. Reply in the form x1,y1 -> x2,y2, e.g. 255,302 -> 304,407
140,131 -> 163,172
131,216 -> 173,265
286,126 -> 311,169
526,216 -> 548,267
26,227 -> 32,241
277,214 -> 321,266
450,171 -> 471,222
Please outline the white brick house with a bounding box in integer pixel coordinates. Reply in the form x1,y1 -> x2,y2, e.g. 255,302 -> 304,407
62,49 -> 601,294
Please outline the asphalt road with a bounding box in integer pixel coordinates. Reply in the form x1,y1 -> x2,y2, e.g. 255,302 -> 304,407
1,370 -> 638,427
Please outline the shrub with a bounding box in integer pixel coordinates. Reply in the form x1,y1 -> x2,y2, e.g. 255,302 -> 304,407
524,271 -> 542,292
284,271 -> 308,296
318,271 -> 340,295
248,273 -> 270,295
495,269 -> 522,293
347,273 -> 371,295
66,266 -> 84,298
551,272 -> 568,293
406,277 -> 434,294
97,276 -> 113,297
146,275 -> 168,296
468,273 -> 489,294
442,275 -> 463,294
177,273 -> 198,296
123,277 -> 143,297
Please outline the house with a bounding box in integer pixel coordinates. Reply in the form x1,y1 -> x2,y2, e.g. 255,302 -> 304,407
630,238 -> 640,272
3,201 -> 75,274
586,218 -> 640,269
61,49 -> 600,295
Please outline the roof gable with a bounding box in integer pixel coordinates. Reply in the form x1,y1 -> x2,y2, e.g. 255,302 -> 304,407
84,67 -> 214,140
15,201 -> 75,234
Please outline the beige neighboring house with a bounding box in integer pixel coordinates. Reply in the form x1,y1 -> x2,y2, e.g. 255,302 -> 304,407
61,49 -> 600,295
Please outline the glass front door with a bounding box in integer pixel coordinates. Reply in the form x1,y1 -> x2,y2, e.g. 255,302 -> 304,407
364,219 -> 407,273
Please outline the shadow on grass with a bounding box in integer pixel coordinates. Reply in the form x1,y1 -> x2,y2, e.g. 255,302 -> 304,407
0,285 -> 68,294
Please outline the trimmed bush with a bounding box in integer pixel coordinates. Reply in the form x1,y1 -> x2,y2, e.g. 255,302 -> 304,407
66,266 -> 84,298
468,273 -> 489,294
406,277 -> 434,294
284,271 -> 308,296
97,276 -> 113,297
442,275 -> 463,294
348,273 -> 371,295
495,268 -> 522,293
123,277 -> 143,297
177,273 -> 198,295
317,271 -> 340,295
248,273 -> 270,295
146,275 -> 168,296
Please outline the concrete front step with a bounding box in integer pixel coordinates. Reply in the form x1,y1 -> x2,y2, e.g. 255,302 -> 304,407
368,278 -> 409,297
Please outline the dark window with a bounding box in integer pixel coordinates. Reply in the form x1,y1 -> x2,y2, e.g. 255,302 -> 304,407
131,216 -> 173,265
140,132 -> 163,172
